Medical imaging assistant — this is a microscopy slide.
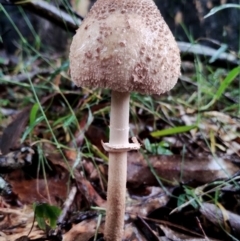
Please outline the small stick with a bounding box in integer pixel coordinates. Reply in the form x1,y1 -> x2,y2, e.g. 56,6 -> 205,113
57,186 -> 77,225
196,216 -> 210,241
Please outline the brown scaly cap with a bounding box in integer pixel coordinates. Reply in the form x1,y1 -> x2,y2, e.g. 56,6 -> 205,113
69,0 -> 181,95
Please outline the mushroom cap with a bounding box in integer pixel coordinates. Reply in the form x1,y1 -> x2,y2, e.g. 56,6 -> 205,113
69,0 -> 181,95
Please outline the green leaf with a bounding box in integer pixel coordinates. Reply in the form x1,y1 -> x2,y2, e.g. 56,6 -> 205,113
29,103 -> 39,126
21,116 -> 44,142
151,125 -> 197,137
33,203 -> 45,218
36,216 -> 46,230
33,203 -> 61,230
177,194 -> 187,207
204,4 -> 240,19
0,57 -> 5,65
157,146 -> 173,155
143,139 -> 152,152
44,205 -> 61,227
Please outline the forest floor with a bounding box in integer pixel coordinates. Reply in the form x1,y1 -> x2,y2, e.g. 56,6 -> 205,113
1,47 -> 240,241
1,3 -> 240,241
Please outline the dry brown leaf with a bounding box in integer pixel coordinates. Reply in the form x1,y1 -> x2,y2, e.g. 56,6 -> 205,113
127,152 -> 239,187
124,222 -> 148,241
7,176 -> 68,205
74,171 -> 106,208
0,206 -> 44,241
0,107 -> 31,155
126,187 -> 169,217
63,218 -> 103,241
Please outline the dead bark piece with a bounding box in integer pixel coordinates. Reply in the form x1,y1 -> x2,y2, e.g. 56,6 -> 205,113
127,152 -> 239,187
200,203 -> 240,236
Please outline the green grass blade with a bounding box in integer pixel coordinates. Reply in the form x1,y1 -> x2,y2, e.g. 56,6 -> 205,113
30,103 -> 39,126
21,116 -> 44,142
201,66 -> 240,110
209,44 -> 228,64
215,66 -> 240,100
204,4 -> 240,19
151,125 -> 197,137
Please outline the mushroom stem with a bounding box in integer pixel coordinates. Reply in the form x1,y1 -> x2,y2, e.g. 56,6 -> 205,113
104,91 -> 130,241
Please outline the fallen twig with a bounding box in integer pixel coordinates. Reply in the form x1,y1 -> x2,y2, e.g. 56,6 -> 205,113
178,42 -> 239,68
57,186 -> 77,225
200,202 -> 240,236
3,0 -> 82,32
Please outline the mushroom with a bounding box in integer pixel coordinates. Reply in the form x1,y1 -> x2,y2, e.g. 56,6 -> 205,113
69,0 -> 181,240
